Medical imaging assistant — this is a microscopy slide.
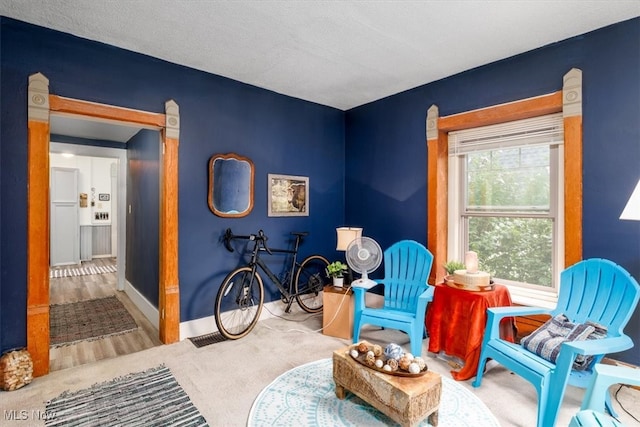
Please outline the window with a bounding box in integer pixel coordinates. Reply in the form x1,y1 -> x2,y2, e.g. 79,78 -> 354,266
448,114 -> 564,305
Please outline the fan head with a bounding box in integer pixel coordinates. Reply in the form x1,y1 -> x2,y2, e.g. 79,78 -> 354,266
345,237 -> 382,274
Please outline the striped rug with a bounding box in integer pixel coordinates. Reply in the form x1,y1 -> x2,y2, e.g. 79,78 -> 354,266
50,264 -> 117,279
50,296 -> 138,347
45,365 -> 208,426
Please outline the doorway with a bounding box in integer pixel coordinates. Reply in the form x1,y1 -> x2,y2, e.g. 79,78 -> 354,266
48,142 -> 162,370
49,142 -> 129,291
26,72 -> 181,376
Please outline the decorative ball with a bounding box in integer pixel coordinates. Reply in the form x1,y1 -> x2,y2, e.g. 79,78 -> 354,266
404,353 -> 414,361
357,342 -> 369,353
383,364 -> 392,372
349,349 -> 359,358
398,355 -> 412,371
387,358 -> 399,371
384,343 -> 404,360
366,350 -> 375,359
372,344 -> 383,357
375,359 -> 384,369
365,353 -> 376,366
413,357 -> 427,371
408,362 -> 421,374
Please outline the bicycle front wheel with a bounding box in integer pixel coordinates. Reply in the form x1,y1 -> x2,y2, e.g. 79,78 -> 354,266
215,267 -> 264,340
294,255 -> 329,313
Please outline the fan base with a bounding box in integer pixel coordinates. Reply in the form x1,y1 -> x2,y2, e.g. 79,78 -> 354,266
351,278 -> 377,289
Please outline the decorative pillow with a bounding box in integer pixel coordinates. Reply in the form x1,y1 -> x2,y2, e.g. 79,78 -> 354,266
520,313 -> 607,371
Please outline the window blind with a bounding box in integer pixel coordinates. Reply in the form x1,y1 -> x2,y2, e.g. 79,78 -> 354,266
449,113 -> 564,156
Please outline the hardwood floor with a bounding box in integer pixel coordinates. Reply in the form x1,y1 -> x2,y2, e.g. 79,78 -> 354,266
49,258 -> 162,371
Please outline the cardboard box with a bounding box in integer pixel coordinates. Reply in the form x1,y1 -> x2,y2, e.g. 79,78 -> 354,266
322,285 -> 354,339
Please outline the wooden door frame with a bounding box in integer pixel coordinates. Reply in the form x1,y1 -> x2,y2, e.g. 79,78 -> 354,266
27,73 -> 181,376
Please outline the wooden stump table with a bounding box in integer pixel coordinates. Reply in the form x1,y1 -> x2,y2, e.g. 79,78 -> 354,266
333,344 -> 441,427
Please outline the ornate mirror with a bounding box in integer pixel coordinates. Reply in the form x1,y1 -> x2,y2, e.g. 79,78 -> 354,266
208,153 -> 254,217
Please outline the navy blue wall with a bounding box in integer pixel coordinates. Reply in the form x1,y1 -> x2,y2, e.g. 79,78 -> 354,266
1,15 -> 638,365
0,25 -> 3,352
126,129 -> 160,305
0,18 -> 344,352
345,18 -> 640,364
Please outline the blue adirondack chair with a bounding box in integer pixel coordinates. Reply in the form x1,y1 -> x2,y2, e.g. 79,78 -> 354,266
569,363 -> 640,427
352,240 -> 434,357
472,258 -> 640,427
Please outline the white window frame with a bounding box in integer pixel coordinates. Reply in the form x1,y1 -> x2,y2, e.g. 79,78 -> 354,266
447,114 -> 564,308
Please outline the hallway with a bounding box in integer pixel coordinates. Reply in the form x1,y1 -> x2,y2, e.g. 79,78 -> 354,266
49,258 -> 161,371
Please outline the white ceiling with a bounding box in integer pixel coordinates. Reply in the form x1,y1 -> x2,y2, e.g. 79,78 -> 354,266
1,0 -> 639,112
50,115 -> 141,143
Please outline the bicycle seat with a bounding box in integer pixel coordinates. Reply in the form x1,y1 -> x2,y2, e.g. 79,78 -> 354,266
291,231 -> 309,237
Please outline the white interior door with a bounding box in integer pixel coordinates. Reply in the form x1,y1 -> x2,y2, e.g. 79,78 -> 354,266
50,167 -> 80,266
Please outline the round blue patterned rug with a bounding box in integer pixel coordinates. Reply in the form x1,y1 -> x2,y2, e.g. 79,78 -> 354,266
248,358 -> 499,427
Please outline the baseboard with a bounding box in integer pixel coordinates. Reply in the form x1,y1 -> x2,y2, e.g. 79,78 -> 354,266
179,300 -> 284,340
123,280 -> 159,330
179,314 -> 216,340
178,288 -> 384,340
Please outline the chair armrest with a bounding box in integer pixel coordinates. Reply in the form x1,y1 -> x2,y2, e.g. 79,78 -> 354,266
352,286 -> 368,310
582,363 -> 640,412
594,363 -> 640,387
418,286 -> 434,302
487,306 -> 551,317
484,306 -> 552,341
416,286 -> 435,314
561,335 -> 633,356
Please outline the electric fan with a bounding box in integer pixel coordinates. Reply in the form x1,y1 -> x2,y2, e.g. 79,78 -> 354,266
345,237 -> 382,289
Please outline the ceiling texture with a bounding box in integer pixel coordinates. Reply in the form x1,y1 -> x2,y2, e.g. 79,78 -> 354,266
1,0 -> 639,112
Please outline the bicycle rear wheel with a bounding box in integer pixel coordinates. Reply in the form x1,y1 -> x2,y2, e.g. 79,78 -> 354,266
294,255 -> 329,313
215,266 -> 264,339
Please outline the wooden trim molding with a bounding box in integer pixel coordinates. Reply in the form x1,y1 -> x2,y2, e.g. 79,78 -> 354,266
426,105 -> 448,285
438,92 -> 563,132
49,95 -> 166,128
27,73 -> 51,377
160,101 -> 181,343
426,68 -> 583,286
27,72 -> 181,376
562,68 -> 583,266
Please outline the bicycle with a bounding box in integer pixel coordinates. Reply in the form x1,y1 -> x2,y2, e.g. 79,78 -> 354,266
215,228 -> 330,340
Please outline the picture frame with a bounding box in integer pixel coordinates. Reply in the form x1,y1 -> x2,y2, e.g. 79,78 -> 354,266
268,174 -> 309,217
208,153 -> 254,218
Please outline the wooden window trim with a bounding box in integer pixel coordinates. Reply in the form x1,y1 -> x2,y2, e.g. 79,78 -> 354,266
427,76 -> 583,285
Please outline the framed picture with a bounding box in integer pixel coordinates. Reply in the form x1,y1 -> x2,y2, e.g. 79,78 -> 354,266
268,174 -> 309,217
98,193 -> 110,201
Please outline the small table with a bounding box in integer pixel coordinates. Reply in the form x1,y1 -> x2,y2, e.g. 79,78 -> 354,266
322,285 -> 354,339
426,283 -> 516,381
333,343 -> 442,427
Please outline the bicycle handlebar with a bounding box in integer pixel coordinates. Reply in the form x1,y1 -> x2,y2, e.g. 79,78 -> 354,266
223,228 -> 272,254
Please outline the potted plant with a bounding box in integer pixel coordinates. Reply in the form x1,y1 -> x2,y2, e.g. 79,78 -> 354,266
443,260 -> 465,284
326,261 -> 348,288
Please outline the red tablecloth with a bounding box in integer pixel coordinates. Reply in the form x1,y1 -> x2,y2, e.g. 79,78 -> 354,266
426,283 -> 516,381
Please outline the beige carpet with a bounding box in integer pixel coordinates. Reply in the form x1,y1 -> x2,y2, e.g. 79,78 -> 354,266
2,309 -> 639,426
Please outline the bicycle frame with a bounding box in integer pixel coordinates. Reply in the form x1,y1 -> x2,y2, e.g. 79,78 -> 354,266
231,230 -> 305,312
